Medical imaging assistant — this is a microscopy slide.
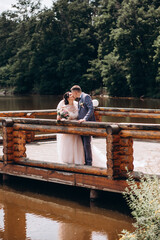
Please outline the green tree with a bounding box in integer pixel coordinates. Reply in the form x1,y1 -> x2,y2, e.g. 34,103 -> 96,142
54,0 -> 98,93
153,35 -> 160,98
0,0 -> 42,93
86,0 -> 128,96
30,10 -> 62,94
113,0 -> 160,97
0,13 -> 17,68
101,52 -> 130,97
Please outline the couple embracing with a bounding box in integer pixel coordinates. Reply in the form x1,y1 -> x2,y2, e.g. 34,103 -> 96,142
57,85 -> 95,166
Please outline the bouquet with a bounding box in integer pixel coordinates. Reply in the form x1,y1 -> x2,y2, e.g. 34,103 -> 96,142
57,107 -> 69,120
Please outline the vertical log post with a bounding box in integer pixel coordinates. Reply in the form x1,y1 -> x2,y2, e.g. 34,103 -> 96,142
26,131 -> 34,143
106,125 -> 134,178
94,111 -> 102,122
13,129 -> 26,162
2,119 -> 14,164
26,113 -> 35,142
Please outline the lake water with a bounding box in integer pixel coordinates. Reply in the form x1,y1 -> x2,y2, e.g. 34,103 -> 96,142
0,95 -> 159,240
0,177 -> 134,240
0,95 -> 160,111
0,95 -> 159,123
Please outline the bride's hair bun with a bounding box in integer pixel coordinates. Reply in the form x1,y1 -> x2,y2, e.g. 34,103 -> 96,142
63,92 -> 70,105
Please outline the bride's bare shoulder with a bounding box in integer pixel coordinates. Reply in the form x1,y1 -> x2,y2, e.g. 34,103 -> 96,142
57,100 -> 64,109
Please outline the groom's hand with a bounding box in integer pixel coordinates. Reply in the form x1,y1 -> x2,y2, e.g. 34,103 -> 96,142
78,119 -> 85,123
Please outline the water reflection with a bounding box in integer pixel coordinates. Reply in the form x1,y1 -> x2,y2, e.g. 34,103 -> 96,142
0,208 -> 4,232
26,214 -> 59,240
0,95 -> 160,111
0,181 -> 134,240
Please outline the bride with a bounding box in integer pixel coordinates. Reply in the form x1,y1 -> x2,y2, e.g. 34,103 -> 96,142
56,92 -> 106,168
57,92 -> 85,165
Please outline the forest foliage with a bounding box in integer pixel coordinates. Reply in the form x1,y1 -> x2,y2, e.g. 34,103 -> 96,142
0,0 -> 160,97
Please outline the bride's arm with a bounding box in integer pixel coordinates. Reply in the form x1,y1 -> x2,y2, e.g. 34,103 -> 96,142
57,100 -> 64,120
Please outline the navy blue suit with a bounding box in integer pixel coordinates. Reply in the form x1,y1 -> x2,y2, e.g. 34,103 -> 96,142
78,92 -> 95,165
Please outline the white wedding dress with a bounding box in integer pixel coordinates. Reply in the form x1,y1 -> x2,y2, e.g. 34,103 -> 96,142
57,100 -> 85,164
56,100 -> 107,168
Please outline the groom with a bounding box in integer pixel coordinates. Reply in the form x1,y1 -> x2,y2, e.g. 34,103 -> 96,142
71,85 -> 95,166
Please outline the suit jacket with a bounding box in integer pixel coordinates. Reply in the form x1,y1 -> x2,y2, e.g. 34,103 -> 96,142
78,92 -> 95,121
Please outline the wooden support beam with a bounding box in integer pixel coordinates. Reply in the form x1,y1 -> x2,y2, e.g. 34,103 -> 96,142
95,107 -> 160,114
90,189 -> 99,201
12,118 -> 108,128
119,123 -> 160,131
13,130 -> 26,160
96,111 -> 160,119
14,158 -> 108,176
2,119 -> 14,164
0,163 -> 129,193
106,125 -> 134,178
13,123 -> 107,137
34,134 -> 56,141
120,130 -> 160,139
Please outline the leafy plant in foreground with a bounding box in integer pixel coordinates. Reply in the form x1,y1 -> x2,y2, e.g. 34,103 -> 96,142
119,174 -> 160,240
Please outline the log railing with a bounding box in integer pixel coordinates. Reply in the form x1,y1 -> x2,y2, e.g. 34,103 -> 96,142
94,107 -> 160,120
0,107 -> 159,142
1,117 -> 160,179
0,107 -> 159,120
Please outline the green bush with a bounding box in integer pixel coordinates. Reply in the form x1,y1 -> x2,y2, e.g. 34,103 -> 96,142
119,174 -> 160,240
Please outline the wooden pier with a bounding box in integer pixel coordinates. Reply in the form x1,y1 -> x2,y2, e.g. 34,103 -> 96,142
0,107 -> 160,195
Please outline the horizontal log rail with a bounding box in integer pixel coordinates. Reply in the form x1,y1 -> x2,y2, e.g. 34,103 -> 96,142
0,109 -> 57,118
95,111 -> 160,119
120,130 -> 160,139
3,118 -> 108,137
13,124 -> 107,137
0,106 -> 159,122
118,123 -> 160,130
96,107 -> 160,114
2,118 -> 160,139
11,118 -> 108,128
3,117 -> 160,130
14,158 -> 108,176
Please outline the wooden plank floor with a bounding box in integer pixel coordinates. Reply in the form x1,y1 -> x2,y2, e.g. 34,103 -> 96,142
30,138 -> 160,174
0,138 -> 159,193
0,138 -> 159,174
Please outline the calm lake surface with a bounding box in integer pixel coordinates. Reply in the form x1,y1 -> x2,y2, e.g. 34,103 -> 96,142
0,95 -> 160,111
0,94 -> 160,123
0,95 -> 159,240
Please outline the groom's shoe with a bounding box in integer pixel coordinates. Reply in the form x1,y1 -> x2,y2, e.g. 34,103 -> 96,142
85,161 -> 92,166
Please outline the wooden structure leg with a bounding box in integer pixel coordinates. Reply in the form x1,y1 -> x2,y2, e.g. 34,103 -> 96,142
90,189 -> 99,201
107,125 -> 134,178
2,120 -> 14,164
26,131 -> 35,143
13,130 -> 26,161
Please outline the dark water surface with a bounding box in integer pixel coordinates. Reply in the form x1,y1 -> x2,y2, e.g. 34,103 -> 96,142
0,94 -> 160,111
0,95 -> 159,123
0,95 -> 159,240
